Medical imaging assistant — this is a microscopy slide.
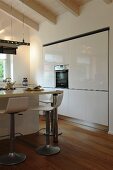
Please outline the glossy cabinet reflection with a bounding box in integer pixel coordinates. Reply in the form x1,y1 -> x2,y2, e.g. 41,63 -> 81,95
58,89 -> 69,116
43,30 -> 109,126
43,42 -> 69,87
68,90 -> 108,126
69,31 -> 108,90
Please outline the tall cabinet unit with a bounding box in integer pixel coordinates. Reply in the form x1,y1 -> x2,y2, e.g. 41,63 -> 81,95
68,31 -> 108,125
43,29 -> 109,127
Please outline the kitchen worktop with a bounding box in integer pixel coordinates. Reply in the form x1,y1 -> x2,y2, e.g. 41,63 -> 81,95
0,87 -> 63,98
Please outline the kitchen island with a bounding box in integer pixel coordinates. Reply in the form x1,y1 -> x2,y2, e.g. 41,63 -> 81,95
0,88 -> 63,142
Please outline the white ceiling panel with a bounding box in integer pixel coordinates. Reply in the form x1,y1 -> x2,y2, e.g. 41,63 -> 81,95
0,0 -> 112,31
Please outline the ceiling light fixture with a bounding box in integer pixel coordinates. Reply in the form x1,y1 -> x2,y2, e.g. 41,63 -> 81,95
0,39 -> 30,47
0,0 -> 30,54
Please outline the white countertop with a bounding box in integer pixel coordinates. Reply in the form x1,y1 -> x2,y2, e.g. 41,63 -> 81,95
0,88 -> 63,98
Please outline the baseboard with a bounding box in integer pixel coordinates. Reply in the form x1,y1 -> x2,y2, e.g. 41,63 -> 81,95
58,115 -> 108,132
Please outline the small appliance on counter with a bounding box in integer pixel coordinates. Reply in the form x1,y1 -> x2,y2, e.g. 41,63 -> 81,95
22,77 -> 28,86
4,78 -> 16,90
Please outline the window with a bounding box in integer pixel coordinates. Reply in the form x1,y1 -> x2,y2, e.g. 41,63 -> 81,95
0,60 -> 4,79
0,54 -> 13,81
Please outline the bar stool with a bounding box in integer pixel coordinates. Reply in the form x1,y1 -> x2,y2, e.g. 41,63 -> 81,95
0,97 -> 29,165
39,95 -> 62,136
39,95 -> 54,135
32,93 -> 63,156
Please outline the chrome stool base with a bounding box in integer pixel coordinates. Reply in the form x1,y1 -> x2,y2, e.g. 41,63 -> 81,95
36,145 -> 60,156
0,152 -> 26,165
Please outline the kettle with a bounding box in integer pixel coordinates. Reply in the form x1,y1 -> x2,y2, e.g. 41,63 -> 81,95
4,78 -> 16,90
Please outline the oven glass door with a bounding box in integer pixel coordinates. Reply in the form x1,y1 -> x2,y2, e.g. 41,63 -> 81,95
56,70 -> 68,88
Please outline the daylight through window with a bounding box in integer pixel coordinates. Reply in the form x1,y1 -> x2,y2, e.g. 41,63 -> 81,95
0,54 -> 12,81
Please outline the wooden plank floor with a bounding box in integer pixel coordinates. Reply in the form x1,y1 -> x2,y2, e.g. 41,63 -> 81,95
0,119 -> 113,170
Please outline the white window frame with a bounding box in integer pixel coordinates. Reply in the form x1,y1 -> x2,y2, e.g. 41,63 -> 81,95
0,54 -> 13,82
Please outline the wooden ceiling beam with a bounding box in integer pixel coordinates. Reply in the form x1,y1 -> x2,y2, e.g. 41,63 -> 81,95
19,0 -> 57,24
0,1 -> 39,31
57,0 -> 80,16
103,0 -> 113,3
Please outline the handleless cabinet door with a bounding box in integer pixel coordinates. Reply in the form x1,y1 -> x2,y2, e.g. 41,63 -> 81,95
69,31 -> 108,90
68,90 -> 87,121
58,89 -> 69,116
68,89 -> 108,126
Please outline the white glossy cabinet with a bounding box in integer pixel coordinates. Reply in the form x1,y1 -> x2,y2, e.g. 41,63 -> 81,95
42,31 -> 109,126
43,42 -> 69,87
68,89 -> 108,126
42,63 -> 55,87
68,90 -> 87,120
69,31 -> 108,90
58,89 -> 69,116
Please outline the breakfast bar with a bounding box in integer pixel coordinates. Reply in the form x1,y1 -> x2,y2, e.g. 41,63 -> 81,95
0,88 -> 63,142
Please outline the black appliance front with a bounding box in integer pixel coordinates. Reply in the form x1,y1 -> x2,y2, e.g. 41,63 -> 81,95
55,70 -> 68,88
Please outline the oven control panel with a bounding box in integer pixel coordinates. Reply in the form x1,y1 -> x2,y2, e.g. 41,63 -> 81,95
54,64 -> 69,71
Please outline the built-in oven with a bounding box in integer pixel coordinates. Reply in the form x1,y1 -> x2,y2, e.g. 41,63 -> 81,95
55,65 -> 68,88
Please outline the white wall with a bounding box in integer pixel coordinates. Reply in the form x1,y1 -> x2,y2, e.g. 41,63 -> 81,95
29,0 -> 113,133
13,46 -> 30,84
30,30 -> 43,85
